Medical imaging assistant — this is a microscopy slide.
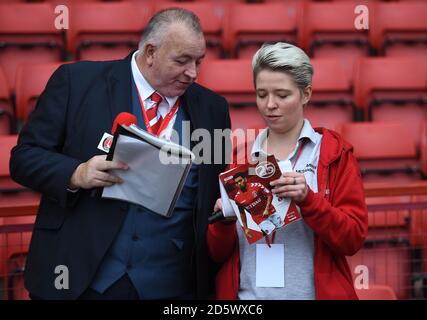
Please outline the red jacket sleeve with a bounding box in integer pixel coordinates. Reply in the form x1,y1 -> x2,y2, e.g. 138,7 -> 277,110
207,222 -> 237,264
298,151 -> 368,256
207,143 -> 253,263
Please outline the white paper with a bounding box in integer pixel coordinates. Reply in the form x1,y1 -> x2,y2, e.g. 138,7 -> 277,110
278,159 -> 292,174
219,179 -> 237,218
256,244 -> 285,287
102,134 -> 191,216
126,124 -> 194,160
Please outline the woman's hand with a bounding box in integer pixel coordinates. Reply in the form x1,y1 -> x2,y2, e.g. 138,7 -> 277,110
270,172 -> 308,203
214,198 -> 223,212
244,227 -> 253,238
213,198 -> 237,224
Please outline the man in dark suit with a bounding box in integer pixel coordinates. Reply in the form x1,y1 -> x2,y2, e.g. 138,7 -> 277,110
10,8 -> 231,300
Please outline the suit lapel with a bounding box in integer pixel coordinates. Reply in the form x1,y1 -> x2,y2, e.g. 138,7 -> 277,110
106,52 -> 134,124
182,85 -> 201,132
183,84 -> 214,217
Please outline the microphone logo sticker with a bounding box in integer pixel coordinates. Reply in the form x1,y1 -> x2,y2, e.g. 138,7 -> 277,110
97,132 -> 114,153
255,161 -> 276,179
102,136 -> 113,151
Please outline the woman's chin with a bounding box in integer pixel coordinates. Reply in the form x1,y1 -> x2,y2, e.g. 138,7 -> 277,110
266,121 -> 284,131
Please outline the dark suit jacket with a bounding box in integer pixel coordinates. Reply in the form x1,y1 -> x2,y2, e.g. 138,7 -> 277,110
9,53 -> 231,299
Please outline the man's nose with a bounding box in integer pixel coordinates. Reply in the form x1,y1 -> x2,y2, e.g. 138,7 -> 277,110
184,62 -> 197,80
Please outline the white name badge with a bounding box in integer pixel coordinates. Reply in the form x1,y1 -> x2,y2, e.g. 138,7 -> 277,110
97,132 -> 114,153
256,243 -> 285,287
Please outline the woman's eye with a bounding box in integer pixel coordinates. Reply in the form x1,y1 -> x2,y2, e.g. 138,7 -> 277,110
278,95 -> 288,99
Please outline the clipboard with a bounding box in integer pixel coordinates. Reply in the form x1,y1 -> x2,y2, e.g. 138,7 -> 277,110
100,124 -> 195,217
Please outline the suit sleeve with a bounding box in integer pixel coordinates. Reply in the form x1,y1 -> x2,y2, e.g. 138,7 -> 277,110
207,95 -> 236,263
222,96 -> 232,169
9,64 -> 83,209
298,151 -> 368,256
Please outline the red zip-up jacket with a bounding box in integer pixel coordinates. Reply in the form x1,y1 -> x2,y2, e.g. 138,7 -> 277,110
207,127 -> 368,300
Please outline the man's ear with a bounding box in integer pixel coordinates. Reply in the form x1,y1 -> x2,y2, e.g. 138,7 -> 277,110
301,85 -> 312,105
144,43 -> 156,66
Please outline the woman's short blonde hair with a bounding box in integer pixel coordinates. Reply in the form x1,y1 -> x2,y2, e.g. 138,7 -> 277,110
252,42 -> 314,92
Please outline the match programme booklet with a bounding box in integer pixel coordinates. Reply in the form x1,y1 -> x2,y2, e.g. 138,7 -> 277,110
219,155 -> 301,244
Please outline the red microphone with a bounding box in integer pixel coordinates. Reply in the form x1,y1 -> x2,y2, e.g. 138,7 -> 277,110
112,112 -> 137,135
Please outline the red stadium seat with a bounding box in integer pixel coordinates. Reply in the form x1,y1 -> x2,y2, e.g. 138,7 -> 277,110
0,135 -> 19,191
298,1 -> 372,72
155,2 -> 226,59
192,0 -> 244,3
0,134 -> 35,300
306,58 -> 355,130
15,63 -> 61,124
0,3 -> 64,92
422,121 -> 427,178
356,285 -> 398,300
0,67 -> 14,135
371,2 -> 427,60
348,240 -> 411,300
197,59 -> 263,131
348,211 -> 412,300
365,194 -> 415,228
353,121 -> 427,297
341,122 -> 416,160
354,57 -> 427,146
229,105 -> 265,131
223,2 -> 299,58
412,121 -> 427,275
340,122 -> 422,183
68,2 -> 153,61
47,0 -> 99,3
197,59 -> 254,106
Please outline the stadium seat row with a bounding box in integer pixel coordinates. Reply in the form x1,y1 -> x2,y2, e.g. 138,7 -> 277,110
0,1 -> 426,89
1,56 -> 426,145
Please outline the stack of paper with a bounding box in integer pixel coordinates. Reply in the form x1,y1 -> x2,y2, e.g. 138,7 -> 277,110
101,124 -> 195,217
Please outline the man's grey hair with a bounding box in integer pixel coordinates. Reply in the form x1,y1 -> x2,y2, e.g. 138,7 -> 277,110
252,42 -> 314,92
139,8 -> 203,50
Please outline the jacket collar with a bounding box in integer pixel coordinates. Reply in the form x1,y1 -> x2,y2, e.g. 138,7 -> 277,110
106,51 -> 134,122
181,84 -> 202,131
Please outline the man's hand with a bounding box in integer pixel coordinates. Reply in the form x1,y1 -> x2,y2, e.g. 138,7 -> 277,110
262,209 -> 269,217
69,155 -> 128,189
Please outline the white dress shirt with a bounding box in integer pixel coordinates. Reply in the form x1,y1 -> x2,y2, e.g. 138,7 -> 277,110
130,50 -> 180,140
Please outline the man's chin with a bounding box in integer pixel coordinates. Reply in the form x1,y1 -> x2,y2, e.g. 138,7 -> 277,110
166,87 -> 188,98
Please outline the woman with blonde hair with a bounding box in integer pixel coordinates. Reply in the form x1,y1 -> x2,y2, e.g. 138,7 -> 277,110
207,42 -> 368,300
